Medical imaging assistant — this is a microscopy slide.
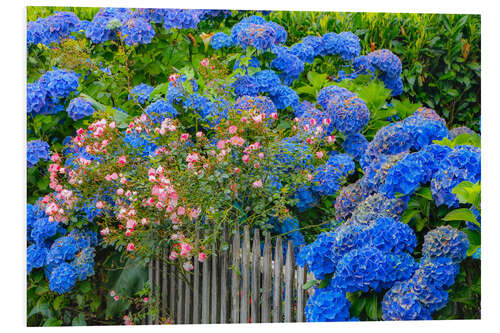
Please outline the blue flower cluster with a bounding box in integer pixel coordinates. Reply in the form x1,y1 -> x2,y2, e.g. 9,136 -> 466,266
211,32 -> 233,49
382,226 -> 468,320
129,83 -> 154,104
449,126 -> 476,139
316,86 -> 370,135
234,96 -> 277,116
342,133 -> 368,161
85,8 -> 133,43
27,140 -> 50,168
431,145 -> 481,207
27,202 -> 99,294
27,11 -> 82,46
28,69 -> 80,116
322,32 -> 361,60
66,97 -> 95,121
312,153 -> 355,196
305,288 -> 352,322
119,17 -> 155,46
270,46 -> 305,85
230,16 -> 286,51
144,99 -> 178,124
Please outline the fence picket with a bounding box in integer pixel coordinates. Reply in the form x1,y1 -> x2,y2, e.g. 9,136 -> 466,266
284,240 -> 295,322
162,250 -> 168,319
202,247 -> 210,324
272,236 -> 283,323
155,257 -> 160,324
240,226 -> 250,323
148,260 -> 153,325
177,273 -> 184,324
296,263 -> 306,322
220,226 -> 229,324
261,232 -> 272,323
184,272 -> 191,324
169,264 -> 176,322
230,224 -> 240,323
211,241 -> 218,324
193,231 -> 201,324
251,229 -> 261,324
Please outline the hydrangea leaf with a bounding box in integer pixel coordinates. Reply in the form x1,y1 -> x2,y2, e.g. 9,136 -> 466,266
443,208 -> 479,226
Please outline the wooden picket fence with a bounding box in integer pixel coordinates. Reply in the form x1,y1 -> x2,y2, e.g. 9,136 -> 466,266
146,225 -> 313,324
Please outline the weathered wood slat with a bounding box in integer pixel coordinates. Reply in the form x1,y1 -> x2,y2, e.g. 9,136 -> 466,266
169,264 -> 176,322
155,257 -> 160,324
220,226 -> 229,324
148,260 -> 153,325
251,229 -> 261,324
192,255 -> 200,324
162,250 -> 168,319
284,240 -> 295,322
272,236 -> 283,323
296,263 -> 306,322
202,250 -> 210,324
240,226 -> 250,323
184,271 -> 191,324
177,273 -> 184,324
261,232 -> 272,323
211,242 -> 218,324
230,225 -> 240,323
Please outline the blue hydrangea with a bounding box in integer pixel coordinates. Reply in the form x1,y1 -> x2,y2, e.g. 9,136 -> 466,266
129,83 -> 154,104
322,32 -> 361,60
27,244 -> 49,274
271,46 -> 305,85
296,232 -> 335,279
342,133 -> 368,160
382,281 -> 433,320
66,97 -> 95,121
211,32 -> 233,49
352,55 -> 376,76
450,126 -> 476,139
30,214 -> 58,245
302,35 -> 325,57
49,263 -> 78,294
294,187 -> 320,212
402,114 -> 450,150
166,76 -> 199,103
317,86 -> 355,110
68,229 -> 99,249
382,75 -> 403,96
230,16 -> 285,50
289,43 -> 316,64
119,17 -> 155,46
27,11 -> 81,46
466,207 -> 481,231
252,70 -> 282,95
39,69 -> 80,101
144,99 -> 178,124
269,85 -> 299,110
431,145 -> 481,207
71,247 -> 96,281
305,288 -> 351,322
46,236 -> 80,267
279,217 -> 306,251
27,140 -> 50,168
27,82 -> 50,116
367,49 -> 402,80
334,180 -> 367,221
124,132 -> 158,157
422,226 -> 469,264
234,96 -> 277,116
325,94 -> 370,135
162,9 -> 202,30
312,154 -> 355,196
348,193 -> 407,225
472,247 -> 481,259
412,257 -> 459,290
232,75 -> 260,97
85,8 -> 133,43
233,57 -> 260,74
360,152 -> 409,195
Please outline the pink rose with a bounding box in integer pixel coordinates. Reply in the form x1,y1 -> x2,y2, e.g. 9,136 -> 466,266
228,125 -> 238,134
100,227 -> 110,236
198,252 -> 207,262
315,151 -> 324,159
183,261 -> 194,271
242,155 -> 250,163
118,155 -> 126,166
201,58 -> 210,67
126,243 -> 135,252
252,179 -> 263,188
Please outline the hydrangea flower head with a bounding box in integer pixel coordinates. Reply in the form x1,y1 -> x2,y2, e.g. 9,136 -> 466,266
27,140 -> 50,168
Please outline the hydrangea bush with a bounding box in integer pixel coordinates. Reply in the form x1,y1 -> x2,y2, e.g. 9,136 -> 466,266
27,7 -> 480,326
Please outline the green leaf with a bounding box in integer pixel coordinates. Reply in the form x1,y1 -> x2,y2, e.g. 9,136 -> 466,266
43,318 -> 62,326
307,71 -> 328,88
350,297 -> 366,318
452,181 -> 481,208
79,280 -> 92,294
415,187 -> 433,200
443,208 -> 479,226
365,294 -> 379,320
318,274 -> 333,288
112,108 -> 130,129
303,280 -> 317,290
72,313 -> 87,326
401,209 -> 420,224
53,295 -> 64,311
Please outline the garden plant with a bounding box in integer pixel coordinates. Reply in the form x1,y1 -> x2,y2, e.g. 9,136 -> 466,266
26,7 -> 481,326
